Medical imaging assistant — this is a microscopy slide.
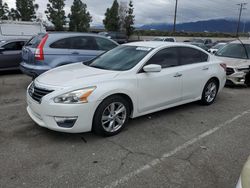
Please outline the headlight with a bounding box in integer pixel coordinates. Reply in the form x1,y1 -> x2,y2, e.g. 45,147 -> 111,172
28,82 -> 35,96
54,87 -> 96,104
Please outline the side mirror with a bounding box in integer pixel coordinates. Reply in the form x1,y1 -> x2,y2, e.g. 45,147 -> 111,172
143,64 -> 162,73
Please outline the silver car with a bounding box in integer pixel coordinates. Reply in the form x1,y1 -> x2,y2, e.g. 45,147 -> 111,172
20,32 -> 118,78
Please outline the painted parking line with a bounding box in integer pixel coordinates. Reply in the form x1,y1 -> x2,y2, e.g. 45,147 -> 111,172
1,102 -> 25,109
105,109 -> 250,188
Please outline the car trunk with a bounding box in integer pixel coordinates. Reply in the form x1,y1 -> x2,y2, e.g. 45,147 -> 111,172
22,33 -> 46,64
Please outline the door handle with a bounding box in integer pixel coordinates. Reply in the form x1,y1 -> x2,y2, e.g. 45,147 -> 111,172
202,67 -> 209,71
174,73 -> 182,77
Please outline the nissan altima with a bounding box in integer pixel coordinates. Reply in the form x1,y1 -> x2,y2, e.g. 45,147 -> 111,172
26,42 -> 226,136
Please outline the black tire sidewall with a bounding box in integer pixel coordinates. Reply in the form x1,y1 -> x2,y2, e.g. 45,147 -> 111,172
93,96 -> 130,136
201,79 -> 219,105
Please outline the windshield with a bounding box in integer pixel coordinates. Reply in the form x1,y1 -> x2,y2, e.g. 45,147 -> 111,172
212,43 -> 225,49
216,43 -> 250,59
89,45 -> 152,71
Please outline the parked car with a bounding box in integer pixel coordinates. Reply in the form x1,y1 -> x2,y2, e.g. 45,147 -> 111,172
26,41 -> 226,136
215,40 -> 250,86
0,39 -> 27,71
190,38 -> 213,48
152,37 -> 176,42
208,43 -> 227,54
191,42 -> 209,51
236,156 -> 250,188
99,32 -> 127,44
20,32 -> 119,78
0,20 -> 45,41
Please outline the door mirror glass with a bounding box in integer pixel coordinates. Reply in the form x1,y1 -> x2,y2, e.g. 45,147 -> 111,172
143,64 -> 162,73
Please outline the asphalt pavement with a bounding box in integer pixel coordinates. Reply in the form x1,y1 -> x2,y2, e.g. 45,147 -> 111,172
0,73 -> 250,188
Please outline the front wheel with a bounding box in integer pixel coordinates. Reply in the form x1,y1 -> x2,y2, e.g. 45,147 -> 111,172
93,96 -> 130,137
201,79 -> 219,105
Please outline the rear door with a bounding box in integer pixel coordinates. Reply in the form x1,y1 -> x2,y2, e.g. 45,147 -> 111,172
0,41 -> 25,69
177,47 -> 210,100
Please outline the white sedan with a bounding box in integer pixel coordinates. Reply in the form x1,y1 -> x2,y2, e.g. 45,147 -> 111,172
26,42 -> 226,136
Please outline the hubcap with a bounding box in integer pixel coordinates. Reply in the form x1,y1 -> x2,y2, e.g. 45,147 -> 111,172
205,82 -> 217,103
101,102 -> 127,133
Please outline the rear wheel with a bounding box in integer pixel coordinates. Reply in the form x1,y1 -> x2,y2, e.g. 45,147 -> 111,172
201,79 -> 219,105
93,95 -> 130,137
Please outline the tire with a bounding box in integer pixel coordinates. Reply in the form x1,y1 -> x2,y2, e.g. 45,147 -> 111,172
201,79 -> 219,105
93,95 -> 130,137
245,72 -> 250,87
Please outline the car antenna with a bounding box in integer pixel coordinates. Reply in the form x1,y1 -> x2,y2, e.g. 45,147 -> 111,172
237,37 -> 249,59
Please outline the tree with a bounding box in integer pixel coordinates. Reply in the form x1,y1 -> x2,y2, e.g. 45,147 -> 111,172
68,0 -> 92,32
124,0 -> 135,37
103,0 -> 120,31
45,0 -> 66,31
9,8 -> 19,20
0,2 -> 9,20
15,0 -> 39,21
118,1 -> 127,31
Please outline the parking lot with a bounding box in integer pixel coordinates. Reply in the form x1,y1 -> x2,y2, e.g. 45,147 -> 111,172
0,72 -> 250,188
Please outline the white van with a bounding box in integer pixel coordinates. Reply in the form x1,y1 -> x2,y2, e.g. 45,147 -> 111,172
0,21 -> 46,41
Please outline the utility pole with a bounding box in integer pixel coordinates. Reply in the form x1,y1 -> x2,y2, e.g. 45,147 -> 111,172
236,3 -> 247,37
173,0 -> 178,33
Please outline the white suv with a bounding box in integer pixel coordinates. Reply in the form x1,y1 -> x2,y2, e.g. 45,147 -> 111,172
215,40 -> 250,86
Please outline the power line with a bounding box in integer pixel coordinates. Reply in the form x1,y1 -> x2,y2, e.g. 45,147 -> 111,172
236,2 -> 247,37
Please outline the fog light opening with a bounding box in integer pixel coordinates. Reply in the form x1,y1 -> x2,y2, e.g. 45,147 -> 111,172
54,117 -> 78,128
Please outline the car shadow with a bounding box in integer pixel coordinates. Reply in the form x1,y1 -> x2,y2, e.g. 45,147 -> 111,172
0,70 -> 22,76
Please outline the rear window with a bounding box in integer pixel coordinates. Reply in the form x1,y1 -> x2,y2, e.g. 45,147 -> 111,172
25,34 -> 46,48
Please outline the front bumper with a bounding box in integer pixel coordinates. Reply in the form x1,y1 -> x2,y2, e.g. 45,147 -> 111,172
26,92 -> 99,133
226,68 -> 249,86
20,62 -> 50,78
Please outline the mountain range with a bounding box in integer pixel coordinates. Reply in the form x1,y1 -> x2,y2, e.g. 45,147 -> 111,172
138,19 -> 250,33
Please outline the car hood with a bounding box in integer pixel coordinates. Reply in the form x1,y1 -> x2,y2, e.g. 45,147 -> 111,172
36,63 -> 120,88
216,56 -> 250,68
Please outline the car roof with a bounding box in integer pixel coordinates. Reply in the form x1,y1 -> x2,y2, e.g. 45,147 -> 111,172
47,32 -> 103,37
154,37 -> 175,39
0,38 -> 27,45
124,41 -> 195,49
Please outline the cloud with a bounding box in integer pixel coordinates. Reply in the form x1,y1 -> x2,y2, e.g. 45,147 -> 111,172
4,0 -> 250,25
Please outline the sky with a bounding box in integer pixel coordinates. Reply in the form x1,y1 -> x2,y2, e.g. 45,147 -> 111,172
4,0 -> 250,26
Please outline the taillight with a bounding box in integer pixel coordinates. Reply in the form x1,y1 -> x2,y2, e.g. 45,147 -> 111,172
35,34 -> 48,61
220,63 -> 227,71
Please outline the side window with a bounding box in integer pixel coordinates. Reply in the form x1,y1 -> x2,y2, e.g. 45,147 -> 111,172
179,47 -> 208,65
3,41 -> 24,51
50,38 -> 72,49
71,36 -> 98,50
95,37 -> 117,51
146,48 -> 179,68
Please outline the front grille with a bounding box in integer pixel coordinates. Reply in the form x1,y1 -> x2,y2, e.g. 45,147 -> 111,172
29,84 -> 54,103
226,68 -> 235,76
